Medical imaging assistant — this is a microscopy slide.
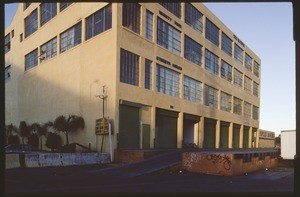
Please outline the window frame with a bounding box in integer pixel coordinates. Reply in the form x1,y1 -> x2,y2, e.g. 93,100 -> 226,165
183,75 -> 202,103
184,35 -> 202,66
59,22 -> 82,53
25,48 -> 38,71
40,3 -> 57,27
185,3 -> 203,34
205,49 -> 219,76
120,49 -> 140,86
24,9 -> 38,38
205,18 -> 219,46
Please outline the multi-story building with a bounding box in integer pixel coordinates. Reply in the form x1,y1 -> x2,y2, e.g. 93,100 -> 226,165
5,2 -> 261,153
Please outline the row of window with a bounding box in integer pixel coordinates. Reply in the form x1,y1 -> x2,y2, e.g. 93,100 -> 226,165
24,4 -> 112,71
120,49 -> 259,120
122,3 -> 260,79
24,3 -> 73,38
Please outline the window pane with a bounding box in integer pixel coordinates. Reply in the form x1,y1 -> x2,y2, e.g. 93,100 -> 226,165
245,53 -> 252,72
25,9 -> 38,38
253,81 -> 259,97
159,2 -> 181,18
244,101 -> 251,118
220,91 -> 232,112
184,35 -> 202,66
25,48 -> 38,70
60,22 -> 82,53
204,85 -> 218,109
234,68 -> 243,87
233,97 -> 242,115
253,106 -> 259,120
244,76 -> 252,93
145,59 -> 152,90
5,34 -> 10,53
40,3 -> 57,26
60,3 -> 72,12
221,33 -> 232,56
205,18 -> 219,46
5,65 -> 11,81
184,76 -> 201,103
205,50 -> 219,75
120,49 -> 139,86
221,60 -> 232,82
254,61 -> 260,77
185,3 -> 203,34
40,37 -> 57,62
234,44 -> 243,65
122,3 -> 141,34
156,64 -> 180,97
146,10 -> 153,41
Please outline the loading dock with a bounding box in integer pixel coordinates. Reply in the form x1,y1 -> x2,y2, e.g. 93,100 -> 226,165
182,113 -> 200,146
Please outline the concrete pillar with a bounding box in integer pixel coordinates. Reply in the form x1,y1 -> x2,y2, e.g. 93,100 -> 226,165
228,122 -> 233,148
239,125 -> 244,148
150,106 -> 156,149
194,123 -> 198,145
198,116 -> 204,148
215,120 -> 220,148
256,129 -> 260,148
248,127 -> 253,148
177,112 -> 183,148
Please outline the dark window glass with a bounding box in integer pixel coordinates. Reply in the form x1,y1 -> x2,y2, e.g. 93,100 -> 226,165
253,81 -> 259,97
245,53 -> 253,71
221,60 -> 232,82
146,10 -> 153,41
234,44 -> 243,65
159,3 -> 181,18
24,3 -> 31,10
253,106 -> 259,120
220,91 -> 232,112
204,85 -> 218,109
254,61 -> 260,77
183,76 -> 201,103
60,3 -> 72,12
40,37 -> 57,63
20,33 -> 23,42
234,68 -> 243,87
184,35 -> 202,66
233,97 -> 242,115
11,30 -> 14,38
244,102 -> 251,119
185,3 -> 203,34
40,3 -> 57,26
156,64 -> 180,97
25,9 -> 38,38
5,65 -> 11,81
5,34 -> 10,53
205,50 -> 219,75
86,4 -> 112,40
205,18 -> 219,46
122,3 -> 141,34
120,49 -> 139,86
221,33 -> 232,56
60,22 -> 82,53
145,59 -> 152,90
25,48 -> 38,70
157,17 -> 181,55
244,75 -> 252,93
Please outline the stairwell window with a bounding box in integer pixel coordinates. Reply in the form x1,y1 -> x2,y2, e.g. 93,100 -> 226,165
85,4 -> 112,40
60,22 -> 82,53
40,3 -> 57,26
122,3 -> 141,34
40,37 -> 57,63
25,48 -> 38,71
120,49 -> 140,86
25,9 -> 38,38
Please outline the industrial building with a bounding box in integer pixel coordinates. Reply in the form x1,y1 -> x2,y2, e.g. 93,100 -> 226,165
5,2 -> 261,153
258,129 -> 275,148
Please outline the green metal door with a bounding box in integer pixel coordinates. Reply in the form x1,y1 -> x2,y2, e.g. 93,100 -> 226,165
243,127 -> 249,148
220,124 -> 229,148
142,124 -> 150,149
233,126 -> 240,148
119,104 -> 140,149
203,118 -> 216,148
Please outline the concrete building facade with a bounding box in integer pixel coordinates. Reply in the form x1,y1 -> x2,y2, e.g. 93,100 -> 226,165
258,130 -> 275,148
5,2 -> 261,153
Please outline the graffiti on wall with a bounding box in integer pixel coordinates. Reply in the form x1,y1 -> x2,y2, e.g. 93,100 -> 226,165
183,153 -> 199,170
206,154 -> 232,170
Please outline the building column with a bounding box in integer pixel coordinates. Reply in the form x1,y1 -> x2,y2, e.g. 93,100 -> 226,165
150,106 -> 156,149
248,127 -> 253,148
228,122 -> 233,148
239,125 -> 244,148
256,129 -> 260,148
177,112 -> 183,148
215,120 -> 220,148
198,116 -> 204,148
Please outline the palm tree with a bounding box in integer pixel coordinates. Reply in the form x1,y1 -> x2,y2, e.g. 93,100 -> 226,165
37,122 -> 52,150
53,115 -> 85,145
5,124 -> 20,145
19,121 -> 31,144
45,132 -> 62,152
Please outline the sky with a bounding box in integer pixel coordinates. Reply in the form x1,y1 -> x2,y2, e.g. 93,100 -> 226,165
4,3 -> 295,136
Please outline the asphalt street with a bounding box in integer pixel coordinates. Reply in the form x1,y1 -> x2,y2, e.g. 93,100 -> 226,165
5,162 -> 294,196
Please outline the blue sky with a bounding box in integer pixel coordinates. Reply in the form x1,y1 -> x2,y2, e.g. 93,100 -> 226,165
5,3 -> 295,136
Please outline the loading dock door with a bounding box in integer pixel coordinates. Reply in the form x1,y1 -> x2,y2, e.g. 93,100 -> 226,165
203,118 -> 216,148
220,122 -> 229,148
142,124 -> 150,149
233,125 -> 240,148
155,109 -> 178,149
243,126 -> 249,148
119,104 -> 140,149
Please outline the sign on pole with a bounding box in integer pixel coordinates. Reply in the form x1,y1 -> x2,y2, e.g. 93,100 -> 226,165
95,117 -> 109,135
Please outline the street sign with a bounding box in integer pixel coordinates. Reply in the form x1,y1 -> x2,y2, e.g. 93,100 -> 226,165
95,117 -> 109,135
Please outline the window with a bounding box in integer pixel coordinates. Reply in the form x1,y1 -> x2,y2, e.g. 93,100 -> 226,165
244,76 -> 252,93
122,3 -> 141,34
234,68 -> 243,87
184,35 -> 202,66
145,59 -> 152,90
24,3 -> 31,10
253,106 -> 259,120
60,22 -> 82,53
253,81 -> 259,97
146,10 -> 153,41
120,49 -> 139,86
234,44 -> 243,65
157,17 -> 181,55
40,37 -> 57,63
156,64 -> 180,97
25,48 -> 38,71
159,2 -> 181,18
245,53 -> 252,72
244,101 -> 251,119
221,33 -> 232,56
220,92 -> 232,112
60,3 -> 72,12
40,3 -> 57,26
185,3 -> 203,34
184,76 -> 201,103
205,50 -> 219,76
204,85 -> 218,109
221,60 -> 232,82
5,34 -> 10,53
20,33 -> 23,42
85,4 -> 112,40
25,9 -> 38,38
11,30 -> 14,38
5,66 -> 11,81
205,18 -> 219,46
254,61 -> 260,77
233,97 -> 242,115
